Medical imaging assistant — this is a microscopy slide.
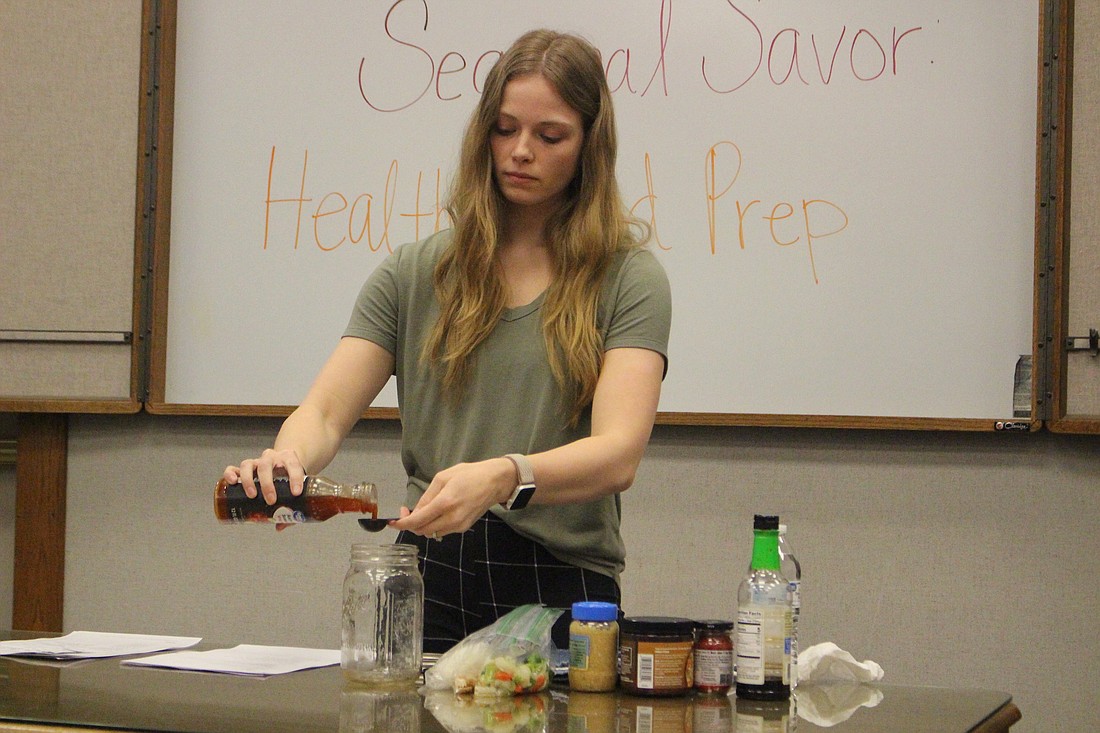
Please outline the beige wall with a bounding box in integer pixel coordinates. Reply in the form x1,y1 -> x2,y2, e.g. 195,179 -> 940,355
24,412 -> 1094,732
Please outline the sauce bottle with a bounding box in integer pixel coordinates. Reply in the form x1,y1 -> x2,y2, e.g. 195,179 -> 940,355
735,514 -> 792,701
777,524 -> 802,687
214,475 -> 377,524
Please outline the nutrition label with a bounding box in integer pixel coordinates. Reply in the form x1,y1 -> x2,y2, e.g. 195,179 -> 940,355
736,605 -> 790,685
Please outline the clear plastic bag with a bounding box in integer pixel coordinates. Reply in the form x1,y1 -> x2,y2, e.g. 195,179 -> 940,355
423,605 -> 565,697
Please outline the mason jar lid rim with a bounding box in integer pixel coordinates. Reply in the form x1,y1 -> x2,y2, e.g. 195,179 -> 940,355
350,543 -> 419,559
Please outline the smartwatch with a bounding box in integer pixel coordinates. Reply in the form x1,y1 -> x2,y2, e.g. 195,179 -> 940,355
503,454 -> 536,510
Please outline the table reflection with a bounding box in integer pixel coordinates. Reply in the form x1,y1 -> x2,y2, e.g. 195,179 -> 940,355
416,684 -> 886,733
732,697 -> 794,732
794,683 -> 883,726
340,682 -> 422,733
422,688 -> 787,733
423,689 -> 551,732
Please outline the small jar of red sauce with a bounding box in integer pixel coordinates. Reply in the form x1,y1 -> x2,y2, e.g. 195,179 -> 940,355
693,619 -> 734,694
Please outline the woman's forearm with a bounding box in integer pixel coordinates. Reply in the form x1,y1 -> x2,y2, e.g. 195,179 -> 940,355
273,337 -> 396,475
272,403 -> 346,475
521,346 -> 664,505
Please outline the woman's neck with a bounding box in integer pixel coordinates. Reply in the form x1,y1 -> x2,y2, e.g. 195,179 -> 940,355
498,214 -> 554,308
500,202 -> 551,246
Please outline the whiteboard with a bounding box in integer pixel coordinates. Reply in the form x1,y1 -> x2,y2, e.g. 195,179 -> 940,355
160,1 -> 1040,420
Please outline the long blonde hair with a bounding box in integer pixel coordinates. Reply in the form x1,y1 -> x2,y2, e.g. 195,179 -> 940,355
423,29 -> 648,425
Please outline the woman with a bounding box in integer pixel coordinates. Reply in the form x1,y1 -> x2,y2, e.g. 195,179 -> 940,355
226,29 -> 672,652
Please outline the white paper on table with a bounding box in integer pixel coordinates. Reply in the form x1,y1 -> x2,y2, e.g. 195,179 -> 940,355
121,644 -> 341,676
0,631 -> 202,660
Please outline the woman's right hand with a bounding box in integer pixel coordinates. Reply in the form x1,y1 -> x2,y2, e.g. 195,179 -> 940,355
223,447 -> 305,505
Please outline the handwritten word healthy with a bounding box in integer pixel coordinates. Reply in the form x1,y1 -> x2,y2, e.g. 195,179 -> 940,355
263,147 -> 448,253
358,0 -> 923,110
262,144 -> 848,284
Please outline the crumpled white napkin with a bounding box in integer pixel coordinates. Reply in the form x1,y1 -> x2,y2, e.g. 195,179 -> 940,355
798,642 -> 884,684
794,642 -> 885,727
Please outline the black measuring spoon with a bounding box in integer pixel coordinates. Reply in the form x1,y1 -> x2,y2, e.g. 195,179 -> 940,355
358,517 -> 401,532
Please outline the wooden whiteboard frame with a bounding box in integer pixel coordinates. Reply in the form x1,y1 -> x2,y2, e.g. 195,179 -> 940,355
145,0 -> 1054,431
1047,0 -> 1100,434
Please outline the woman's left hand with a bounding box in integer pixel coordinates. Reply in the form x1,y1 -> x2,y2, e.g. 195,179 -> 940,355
392,457 -> 515,539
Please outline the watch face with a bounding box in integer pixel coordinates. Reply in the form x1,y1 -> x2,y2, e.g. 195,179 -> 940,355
508,484 -> 535,510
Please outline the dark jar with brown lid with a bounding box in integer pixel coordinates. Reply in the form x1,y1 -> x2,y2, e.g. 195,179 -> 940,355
617,616 -> 695,696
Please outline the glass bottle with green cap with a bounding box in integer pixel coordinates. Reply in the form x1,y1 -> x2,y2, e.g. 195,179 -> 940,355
735,514 -> 792,701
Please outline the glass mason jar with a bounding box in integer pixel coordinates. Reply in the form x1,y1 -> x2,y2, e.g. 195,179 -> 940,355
341,543 -> 424,684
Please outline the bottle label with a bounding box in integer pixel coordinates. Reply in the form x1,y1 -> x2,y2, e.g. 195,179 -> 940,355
270,505 -> 307,524
569,633 -> 591,670
222,480 -> 310,523
787,580 -> 801,619
621,639 -> 693,691
736,606 -> 790,685
694,648 -> 733,687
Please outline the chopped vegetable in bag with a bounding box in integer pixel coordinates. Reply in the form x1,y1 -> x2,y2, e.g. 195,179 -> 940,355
424,605 -> 564,697
474,653 -> 550,695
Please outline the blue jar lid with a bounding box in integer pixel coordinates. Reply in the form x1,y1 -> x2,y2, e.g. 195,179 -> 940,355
571,601 -> 618,622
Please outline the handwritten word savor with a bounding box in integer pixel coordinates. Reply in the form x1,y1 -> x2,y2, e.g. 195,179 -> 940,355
358,0 -> 923,110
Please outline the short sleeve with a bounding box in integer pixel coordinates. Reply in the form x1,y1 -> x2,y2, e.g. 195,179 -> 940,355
343,250 -> 401,355
600,247 -> 672,374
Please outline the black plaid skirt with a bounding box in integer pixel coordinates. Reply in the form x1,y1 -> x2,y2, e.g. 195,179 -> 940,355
397,512 -> 620,653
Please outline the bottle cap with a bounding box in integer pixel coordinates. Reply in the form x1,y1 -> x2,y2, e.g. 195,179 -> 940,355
754,514 -> 779,530
620,616 -> 696,636
695,619 -> 734,632
571,601 -> 618,622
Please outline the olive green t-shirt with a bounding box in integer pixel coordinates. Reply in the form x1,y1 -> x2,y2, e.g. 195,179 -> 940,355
343,229 -> 671,581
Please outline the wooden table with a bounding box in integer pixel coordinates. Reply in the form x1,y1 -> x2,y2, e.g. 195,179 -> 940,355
0,635 -> 1020,732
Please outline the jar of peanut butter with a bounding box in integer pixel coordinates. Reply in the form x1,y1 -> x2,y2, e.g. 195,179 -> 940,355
569,601 -> 619,692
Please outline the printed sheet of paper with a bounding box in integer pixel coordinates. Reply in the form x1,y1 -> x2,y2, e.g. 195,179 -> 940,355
0,631 -> 201,660
121,644 -> 340,676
